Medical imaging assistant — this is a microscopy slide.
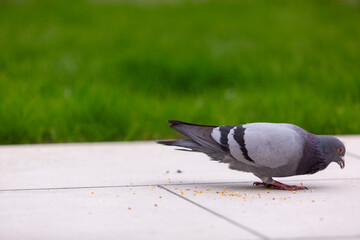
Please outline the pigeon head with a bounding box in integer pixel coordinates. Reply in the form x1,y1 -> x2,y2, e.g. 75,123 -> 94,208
318,136 -> 346,169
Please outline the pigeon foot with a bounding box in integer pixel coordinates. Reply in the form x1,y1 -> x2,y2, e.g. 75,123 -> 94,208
253,181 -> 308,191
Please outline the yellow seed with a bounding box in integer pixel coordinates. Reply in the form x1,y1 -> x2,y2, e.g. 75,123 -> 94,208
117,195 -> 119,197
91,192 -> 94,194
133,193 -> 136,195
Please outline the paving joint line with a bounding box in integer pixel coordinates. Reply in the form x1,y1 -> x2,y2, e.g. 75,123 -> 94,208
158,185 -> 269,240
1,177 -> 359,192
347,152 -> 360,160
0,184 -> 152,192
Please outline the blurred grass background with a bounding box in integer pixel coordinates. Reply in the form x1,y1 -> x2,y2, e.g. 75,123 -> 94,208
0,0 -> 359,144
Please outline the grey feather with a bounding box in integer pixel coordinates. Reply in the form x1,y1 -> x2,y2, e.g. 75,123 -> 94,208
157,139 -> 233,163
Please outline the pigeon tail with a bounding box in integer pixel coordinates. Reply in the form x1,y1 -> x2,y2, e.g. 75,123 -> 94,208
168,120 -> 217,128
157,139 -> 232,163
166,120 -> 226,154
157,139 -> 201,151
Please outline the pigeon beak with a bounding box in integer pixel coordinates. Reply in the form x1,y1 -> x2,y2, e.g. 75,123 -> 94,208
338,158 -> 345,169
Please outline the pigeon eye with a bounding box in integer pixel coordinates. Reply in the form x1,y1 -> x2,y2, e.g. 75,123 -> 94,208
338,148 -> 343,154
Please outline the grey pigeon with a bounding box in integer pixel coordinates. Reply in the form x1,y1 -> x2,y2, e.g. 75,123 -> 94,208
158,120 -> 346,190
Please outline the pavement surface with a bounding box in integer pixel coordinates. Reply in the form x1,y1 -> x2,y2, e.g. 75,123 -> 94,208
1,136 -> 360,240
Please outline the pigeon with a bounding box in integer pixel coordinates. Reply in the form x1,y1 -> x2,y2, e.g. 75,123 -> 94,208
158,120 -> 346,190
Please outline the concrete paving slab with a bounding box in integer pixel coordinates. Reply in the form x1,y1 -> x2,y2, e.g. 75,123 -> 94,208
0,142 -> 257,190
0,139 -> 358,190
0,186 -> 258,240
0,136 -> 360,240
165,178 -> 360,239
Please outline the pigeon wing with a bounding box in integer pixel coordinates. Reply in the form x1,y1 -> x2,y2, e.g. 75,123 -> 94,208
240,123 -> 305,168
211,123 -> 305,168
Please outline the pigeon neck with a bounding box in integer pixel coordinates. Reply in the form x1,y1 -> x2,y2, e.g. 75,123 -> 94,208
307,134 -> 330,174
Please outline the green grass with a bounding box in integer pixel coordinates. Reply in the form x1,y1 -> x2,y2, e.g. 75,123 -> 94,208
0,0 -> 359,144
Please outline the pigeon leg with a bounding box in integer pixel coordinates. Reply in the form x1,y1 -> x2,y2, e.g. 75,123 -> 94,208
253,181 -> 307,190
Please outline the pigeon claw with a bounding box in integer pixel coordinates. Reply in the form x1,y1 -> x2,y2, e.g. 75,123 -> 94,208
253,181 -> 308,191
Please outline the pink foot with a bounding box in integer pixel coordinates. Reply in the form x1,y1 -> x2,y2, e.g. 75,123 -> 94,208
253,181 -> 308,190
